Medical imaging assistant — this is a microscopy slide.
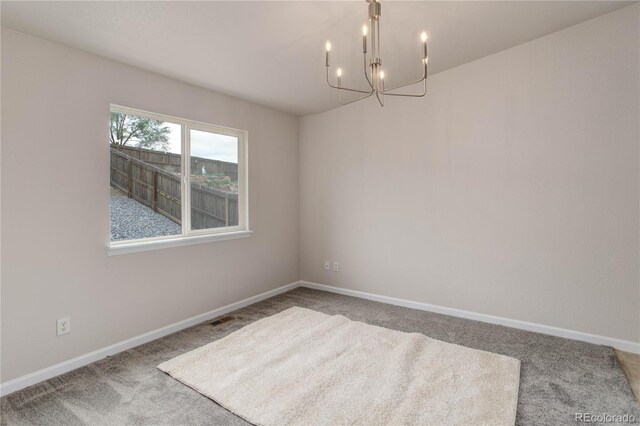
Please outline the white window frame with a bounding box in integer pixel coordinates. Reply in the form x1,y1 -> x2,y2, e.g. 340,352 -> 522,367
108,104 -> 250,256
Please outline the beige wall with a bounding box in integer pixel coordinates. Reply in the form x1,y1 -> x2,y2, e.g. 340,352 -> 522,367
1,28 -> 299,382
2,3 -> 639,384
300,5 -> 640,343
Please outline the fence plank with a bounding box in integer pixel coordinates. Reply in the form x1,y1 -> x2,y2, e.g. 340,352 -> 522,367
127,159 -> 132,198
152,171 -> 158,212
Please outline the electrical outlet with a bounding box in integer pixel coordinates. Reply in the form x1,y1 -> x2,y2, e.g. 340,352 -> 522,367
333,262 -> 340,272
324,261 -> 330,270
57,317 -> 70,336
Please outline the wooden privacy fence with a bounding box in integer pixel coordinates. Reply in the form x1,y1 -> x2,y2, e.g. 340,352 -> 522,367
110,148 -> 238,229
111,145 -> 238,181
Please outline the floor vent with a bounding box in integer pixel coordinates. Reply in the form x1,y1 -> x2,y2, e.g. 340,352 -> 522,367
210,316 -> 234,326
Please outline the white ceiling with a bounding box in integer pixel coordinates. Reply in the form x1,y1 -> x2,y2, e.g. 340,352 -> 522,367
1,1 -> 633,115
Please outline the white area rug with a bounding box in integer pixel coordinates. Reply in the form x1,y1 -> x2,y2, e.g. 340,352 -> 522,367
158,307 -> 520,425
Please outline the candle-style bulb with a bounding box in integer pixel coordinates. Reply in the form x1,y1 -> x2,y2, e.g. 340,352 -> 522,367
379,70 -> 385,80
337,68 -> 343,77
421,33 -> 428,58
362,24 -> 368,53
325,41 -> 331,66
424,57 -> 429,65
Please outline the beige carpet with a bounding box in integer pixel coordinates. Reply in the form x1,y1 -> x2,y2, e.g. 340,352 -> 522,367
158,307 -> 520,425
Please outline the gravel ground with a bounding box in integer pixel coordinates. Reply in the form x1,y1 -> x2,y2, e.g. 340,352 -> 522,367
110,188 -> 181,241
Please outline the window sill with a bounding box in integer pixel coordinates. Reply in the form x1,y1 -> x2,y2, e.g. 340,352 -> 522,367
108,230 -> 253,256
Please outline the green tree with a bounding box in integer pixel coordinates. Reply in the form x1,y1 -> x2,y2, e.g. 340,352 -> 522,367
109,112 -> 171,151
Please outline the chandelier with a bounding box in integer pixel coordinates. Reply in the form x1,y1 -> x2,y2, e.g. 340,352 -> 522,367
324,0 -> 428,107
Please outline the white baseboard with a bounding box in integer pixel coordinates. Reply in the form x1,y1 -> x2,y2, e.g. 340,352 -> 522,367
300,281 -> 640,354
3,279 -> 638,397
0,281 -> 300,397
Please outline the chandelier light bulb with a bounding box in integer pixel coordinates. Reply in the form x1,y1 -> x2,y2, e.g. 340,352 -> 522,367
424,57 -> 429,64
421,32 -> 428,42
337,68 -> 343,77
379,70 -> 385,80
325,41 -> 332,52
362,24 -> 368,36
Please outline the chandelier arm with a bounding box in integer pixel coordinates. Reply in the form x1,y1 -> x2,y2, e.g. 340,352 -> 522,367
382,77 -> 426,97
338,90 -> 375,106
375,91 -> 384,107
326,67 -> 373,94
363,53 -> 374,90
380,65 -> 426,94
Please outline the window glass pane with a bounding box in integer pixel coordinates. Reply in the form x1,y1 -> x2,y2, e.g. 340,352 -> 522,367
109,111 -> 182,241
190,129 -> 239,230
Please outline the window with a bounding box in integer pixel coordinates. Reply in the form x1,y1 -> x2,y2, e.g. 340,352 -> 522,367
108,105 -> 249,255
